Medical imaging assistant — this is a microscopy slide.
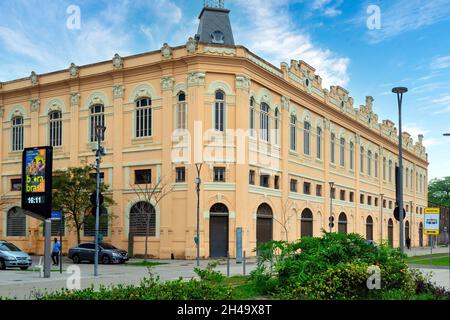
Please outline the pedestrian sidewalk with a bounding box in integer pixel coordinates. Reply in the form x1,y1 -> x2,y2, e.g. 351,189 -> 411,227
405,246 -> 449,257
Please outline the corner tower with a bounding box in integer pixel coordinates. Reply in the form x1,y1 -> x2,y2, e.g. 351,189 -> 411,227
196,0 -> 235,46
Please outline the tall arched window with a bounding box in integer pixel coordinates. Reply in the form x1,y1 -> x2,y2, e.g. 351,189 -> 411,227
419,174 -> 423,192
90,105 -> 105,142
360,147 -> 365,174
290,115 -> 297,151
12,116 -> 24,151
416,172 -> 419,190
260,102 -> 270,141
316,126 -> 322,159
129,201 -> 156,237
215,91 -> 225,132
274,108 -> 280,144
374,153 -> 379,178
405,168 -> 409,190
410,170 -> 413,191
249,98 -> 255,137
349,142 -> 354,170
367,150 -> 372,176
49,111 -> 62,147
388,219 -> 394,247
7,208 -> 26,237
383,157 -> 387,180
330,133 -> 336,164
366,216 -> 373,241
136,98 -> 152,137
300,209 -> 313,238
304,121 -> 311,155
175,92 -> 187,130
340,138 -> 345,167
389,160 -> 393,182
338,212 -> 347,234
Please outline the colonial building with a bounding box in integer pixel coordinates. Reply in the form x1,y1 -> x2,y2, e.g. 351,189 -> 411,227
0,2 -> 428,258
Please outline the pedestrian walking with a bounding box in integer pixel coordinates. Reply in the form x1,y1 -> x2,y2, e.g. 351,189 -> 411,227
51,238 -> 61,266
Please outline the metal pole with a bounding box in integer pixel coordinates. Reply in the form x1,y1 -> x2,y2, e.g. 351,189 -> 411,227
329,183 -> 334,233
410,201 -> 413,248
243,250 -> 246,276
44,219 -> 51,278
380,194 -> 384,244
227,251 -> 230,277
195,164 -> 202,268
94,134 -> 101,277
60,214 -> 63,274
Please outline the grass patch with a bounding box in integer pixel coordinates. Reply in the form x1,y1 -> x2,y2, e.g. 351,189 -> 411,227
124,261 -> 168,267
407,253 -> 450,266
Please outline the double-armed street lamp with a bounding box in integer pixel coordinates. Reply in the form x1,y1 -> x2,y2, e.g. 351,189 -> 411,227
195,162 -> 203,267
94,124 -> 106,277
392,87 -> 408,253
329,182 -> 335,232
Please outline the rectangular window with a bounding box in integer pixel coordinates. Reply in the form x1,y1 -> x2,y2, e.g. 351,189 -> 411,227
360,194 -> 364,204
330,134 -> 335,164
340,190 -> 346,201
249,170 -> 255,185
349,192 -> 354,203
214,167 -> 225,182
135,170 -> 151,185
375,197 -> 379,207
389,201 -> 393,209
316,185 -> 322,197
303,182 -> 311,195
303,123 -> 310,155
290,179 -> 297,192
90,172 -> 105,184
11,178 -> 22,191
176,167 -> 186,183
260,175 -> 270,188
368,196 -> 372,206
331,187 -> 336,199
317,127 -> 322,159
383,199 -> 387,208
274,176 -> 280,190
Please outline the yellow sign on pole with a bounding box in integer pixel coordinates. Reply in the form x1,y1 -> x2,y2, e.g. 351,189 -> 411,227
424,208 -> 440,236
424,208 -> 440,214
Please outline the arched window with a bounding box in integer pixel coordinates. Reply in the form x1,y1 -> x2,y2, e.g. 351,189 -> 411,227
49,111 -> 62,147
349,142 -> 354,170
339,138 -> 345,167
389,160 -> 393,182
249,98 -> 255,137
136,98 -> 152,137
300,209 -> 313,238
7,208 -> 26,237
416,172 -> 419,190
175,92 -> 187,130
214,91 -> 225,132
419,174 -> 423,192
374,153 -> 379,178
129,201 -> 156,237
411,170 -> 413,191
360,147 -> 364,174
388,219 -> 394,247
316,126 -> 322,159
366,216 -> 373,241
304,122 -> 311,155
90,105 -> 105,142
405,168 -> 409,190
274,108 -> 280,144
367,150 -> 372,176
338,212 -> 347,234
12,116 -> 24,151
260,102 -> 270,141
383,157 -> 387,180
290,115 -> 297,151
405,220 -> 410,240
330,133 -> 336,164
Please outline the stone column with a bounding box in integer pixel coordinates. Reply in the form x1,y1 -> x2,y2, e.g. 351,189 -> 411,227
69,92 -> 80,167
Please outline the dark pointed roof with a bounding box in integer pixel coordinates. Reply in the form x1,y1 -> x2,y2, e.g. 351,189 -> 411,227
196,6 -> 235,46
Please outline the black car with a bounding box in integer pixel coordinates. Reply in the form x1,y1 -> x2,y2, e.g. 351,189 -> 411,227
68,243 -> 129,264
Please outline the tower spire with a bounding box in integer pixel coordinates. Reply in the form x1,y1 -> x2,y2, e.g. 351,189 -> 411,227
196,0 -> 234,45
203,0 -> 225,9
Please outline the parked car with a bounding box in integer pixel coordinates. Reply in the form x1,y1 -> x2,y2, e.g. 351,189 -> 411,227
0,240 -> 33,270
68,242 -> 129,264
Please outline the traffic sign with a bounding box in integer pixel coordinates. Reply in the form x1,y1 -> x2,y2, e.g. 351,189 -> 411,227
424,208 -> 440,236
51,211 -> 62,220
90,192 -> 104,206
394,207 -> 406,221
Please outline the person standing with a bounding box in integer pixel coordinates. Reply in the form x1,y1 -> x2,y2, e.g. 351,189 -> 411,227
52,238 -> 61,266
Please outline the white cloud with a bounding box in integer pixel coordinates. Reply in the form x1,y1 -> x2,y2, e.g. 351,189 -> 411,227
233,0 -> 350,88
403,123 -> 438,147
431,56 -> 450,70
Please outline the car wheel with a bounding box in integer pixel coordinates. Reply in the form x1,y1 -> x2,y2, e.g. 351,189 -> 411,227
0,259 -> 6,270
72,255 -> 81,264
101,255 -> 111,264
20,267 -> 29,271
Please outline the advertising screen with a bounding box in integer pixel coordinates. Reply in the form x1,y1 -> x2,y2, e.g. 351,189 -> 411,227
25,148 -> 46,193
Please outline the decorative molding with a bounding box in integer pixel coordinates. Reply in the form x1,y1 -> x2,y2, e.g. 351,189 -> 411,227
70,92 -> 80,106
113,84 -> 124,99
235,74 -> 251,92
86,92 -> 108,108
0,106 -> 4,118
112,53 -> 124,69
30,99 -> 40,112
45,98 -> 65,114
161,43 -> 173,59
69,63 -> 79,77
30,71 -> 39,86
187,72 -> 206,87
246,53 -> 283,78
129,84 -> 156,102
160,77 -> 175,91
186,37 -> 197,54
281,96 -> 290,110
203,46 -> 236,56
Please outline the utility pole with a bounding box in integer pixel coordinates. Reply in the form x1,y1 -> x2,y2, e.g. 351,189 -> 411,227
94,125 -> 106,277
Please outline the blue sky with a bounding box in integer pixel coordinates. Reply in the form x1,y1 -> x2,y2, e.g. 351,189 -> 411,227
0,0 -> 449,179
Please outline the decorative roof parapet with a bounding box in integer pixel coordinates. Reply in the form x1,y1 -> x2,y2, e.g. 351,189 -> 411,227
69,63 -> 79,77
112,54 -> 124,69
30,71 -> 39,86
186,37 -> 198,55
161,43 -> 173,59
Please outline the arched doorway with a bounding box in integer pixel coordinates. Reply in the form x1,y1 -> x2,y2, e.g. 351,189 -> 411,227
209,203 -> 229,258
366,216 -> 373,241
300,209 -> 313,238
405,221 -> 410,240
256,203 -> 273,248
388,219 -> 394,247
338,212 -> 347,235
419,222 -> 423,247
129,202 -> 156,237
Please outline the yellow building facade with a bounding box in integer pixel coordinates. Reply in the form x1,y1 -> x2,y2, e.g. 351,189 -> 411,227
0,5 -> 428,258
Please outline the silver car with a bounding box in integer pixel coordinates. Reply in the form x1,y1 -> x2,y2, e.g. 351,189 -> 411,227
0,241 -> 33,270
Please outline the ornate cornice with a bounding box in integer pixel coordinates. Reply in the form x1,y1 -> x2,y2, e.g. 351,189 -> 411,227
235,74 -> 251,92
204,46 -> 236,56
161,43 -> 173,60
186,37 -> 197,55
161,77 -> 175,91
187,72 -> 206,87
69,63 -> 79,77
113,84 -> 124,99
112,53 -> 124,69
30,71 -> 39,86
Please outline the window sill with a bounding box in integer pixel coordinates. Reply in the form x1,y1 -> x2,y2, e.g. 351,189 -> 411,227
131,137 -> 153,145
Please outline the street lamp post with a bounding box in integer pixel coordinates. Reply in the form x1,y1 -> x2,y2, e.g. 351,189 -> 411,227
94,125 -> 106,277
329,182 -> 335,233
195,163 -> 203,267
410,200 -> 413,245
392,87 -> 407,253
443,133 -> 450,259
380,194 -> 384,243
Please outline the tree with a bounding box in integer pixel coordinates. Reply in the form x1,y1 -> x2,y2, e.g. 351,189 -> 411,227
272,199 -> 296,242
52,165 -> 115,244
130,177 -> 173,262
428,177 -> 450,207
